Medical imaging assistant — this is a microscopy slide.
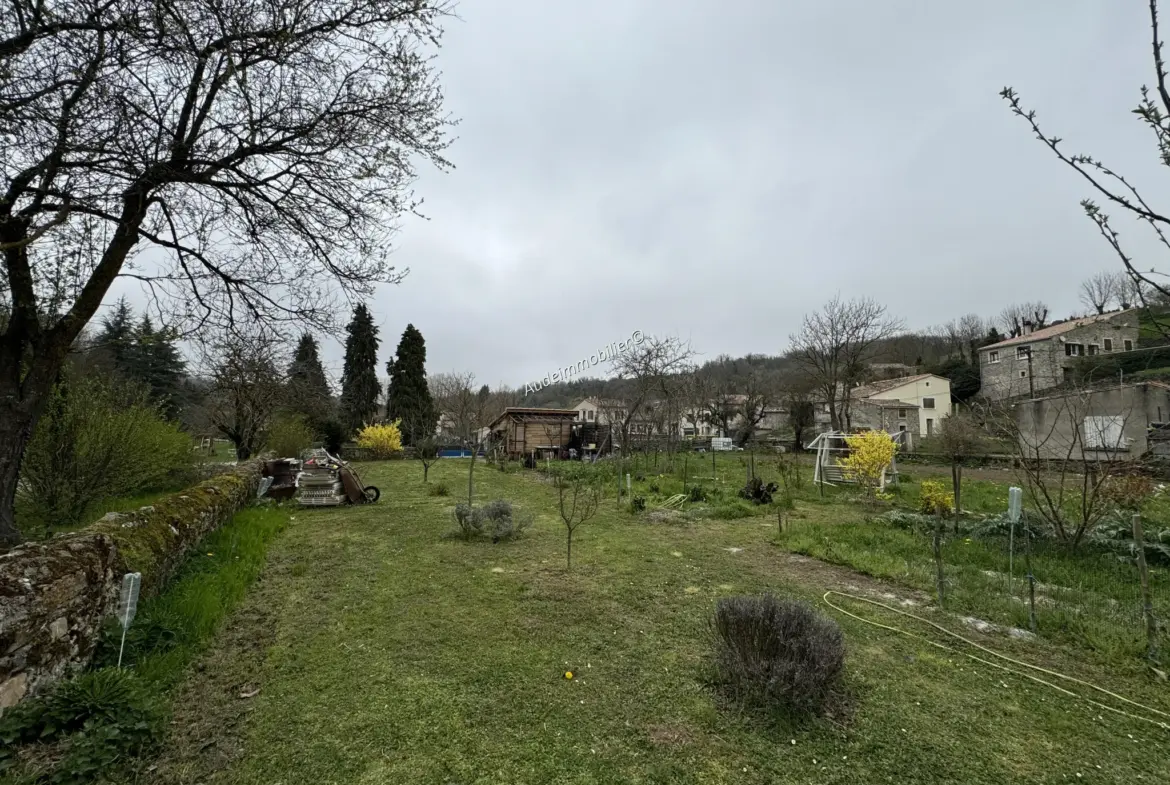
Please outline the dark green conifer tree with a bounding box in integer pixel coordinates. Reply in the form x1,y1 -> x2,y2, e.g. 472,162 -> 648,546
386,323 -> 437,446
339,304 -> 381,434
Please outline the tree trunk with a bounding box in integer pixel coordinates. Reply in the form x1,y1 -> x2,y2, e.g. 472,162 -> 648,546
0,357 -> 61,546
467,448 -> 477,506
951,459 -> 962,531
423,462 -> 430,483
566,529 -> 573,570
0,413 -> 34,546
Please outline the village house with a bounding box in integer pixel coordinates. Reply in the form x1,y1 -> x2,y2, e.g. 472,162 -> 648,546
1014,381 -> 1170,461
977,310 -> 1140,401
851,373 -> 952,438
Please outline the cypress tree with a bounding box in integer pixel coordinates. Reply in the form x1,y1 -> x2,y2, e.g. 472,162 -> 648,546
387,323 -> 437,446
287,332 -> 334,426
339,304 -> 381,434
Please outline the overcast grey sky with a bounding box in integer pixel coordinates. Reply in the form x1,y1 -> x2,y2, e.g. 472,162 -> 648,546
110,1 -> 1170,389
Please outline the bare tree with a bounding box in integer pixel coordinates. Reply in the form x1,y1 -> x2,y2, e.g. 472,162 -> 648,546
554,466 -> 601,570
998,301 -> 1051,338
1006,388 -> 1134,549
789,295 -> 904,431
0,0 -> 455,543
681,371 -> 714,444
608,335 -> 696,456
430,371 -> 480,446
203,332 -> 289,460
732,371 -> 778,447
1080,271 -> 1122,315
936,411 -> 986,522
414,435 -> 441,483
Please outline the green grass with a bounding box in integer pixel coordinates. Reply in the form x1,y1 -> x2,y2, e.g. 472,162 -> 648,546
2,504 -> 291,783
151,460 -> 1170,785
103,505 -> 292,687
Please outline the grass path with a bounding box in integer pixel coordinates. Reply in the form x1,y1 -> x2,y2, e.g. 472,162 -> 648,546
150,460 -> 1170,785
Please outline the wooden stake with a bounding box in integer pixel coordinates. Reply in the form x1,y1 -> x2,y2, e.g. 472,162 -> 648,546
1133,513 -> 1160,663
932,510 -> 946,608
1024,522 -> 1038,633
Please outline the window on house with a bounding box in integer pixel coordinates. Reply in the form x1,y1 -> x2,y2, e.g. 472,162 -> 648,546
987,351 -> 1000,363
1124,339 -> 1134,351
1020,371 -> 1027,378
922,398 -> 935,409
1016,345 -> 1031,359
1104,338 -> 1114,352
1088,344 -> 1099,356
898,425 -> 907,432
898,408 -> 907,418
587,410 -> 594,421
1083,415 -> 1125,450
1065,343 -> 1085,357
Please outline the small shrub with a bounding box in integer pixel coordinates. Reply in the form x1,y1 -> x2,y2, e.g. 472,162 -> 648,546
0,668 -> 160,780
355,420 -> 404,458
710,500 -> 755,520
739,476 -> 778,505
877,509 -> 935,532
17,372 -> 194,533
630,495 -> 647,513
918,480 -> 954,516
688,484 -> 708,503
428,481 -> 451,497
267,413 -> 315,458
453,502 -> 484,539
452,500 -> 529,541
648,481 -> 660,493
838,430 -> 897,498
711,594 -> 845,717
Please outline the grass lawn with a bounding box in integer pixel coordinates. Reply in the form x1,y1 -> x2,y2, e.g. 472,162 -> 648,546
149,458 -> 1170,785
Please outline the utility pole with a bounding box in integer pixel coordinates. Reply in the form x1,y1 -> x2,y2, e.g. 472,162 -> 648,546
1025,347 -> 1035,398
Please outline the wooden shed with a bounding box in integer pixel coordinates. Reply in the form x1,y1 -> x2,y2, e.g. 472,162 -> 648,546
487,407 -> 578,459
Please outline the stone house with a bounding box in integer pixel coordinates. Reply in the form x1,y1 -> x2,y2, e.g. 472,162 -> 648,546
851,373 -> 951,437
851,398 -> 921,448
978,310 -> 1140,401
1014,381 -> 1170,461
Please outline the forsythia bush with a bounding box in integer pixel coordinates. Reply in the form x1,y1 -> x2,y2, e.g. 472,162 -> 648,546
356,420 -> 404,458
838,430 -> 897,496
918,480 -> 954,516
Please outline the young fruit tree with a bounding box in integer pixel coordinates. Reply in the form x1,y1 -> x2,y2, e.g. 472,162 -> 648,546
554,465 -> 602,570
935,411 -> 985,522
0,1 -> 454,544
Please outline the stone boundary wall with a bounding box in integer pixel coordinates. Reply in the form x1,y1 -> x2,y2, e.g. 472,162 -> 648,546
0,459 -> 263,712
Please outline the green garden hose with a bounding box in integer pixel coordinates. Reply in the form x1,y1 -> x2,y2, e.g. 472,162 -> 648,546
822,590 -> 1170,731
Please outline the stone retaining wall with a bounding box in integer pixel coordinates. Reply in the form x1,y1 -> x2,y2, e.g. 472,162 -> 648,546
0,459 -> 263,712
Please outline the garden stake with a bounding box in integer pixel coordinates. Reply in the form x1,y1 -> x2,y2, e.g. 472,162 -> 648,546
116,572 -> 141,668
1024,521 -> 1038,633
1132,513 -> 1160,663
932,509 -> 946,608
1008,486 -> 1023,597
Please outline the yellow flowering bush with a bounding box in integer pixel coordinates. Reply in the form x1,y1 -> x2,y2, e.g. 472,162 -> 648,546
355,420 -> 404,458
918,480 -> 954,516
838,430 -> 897,497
